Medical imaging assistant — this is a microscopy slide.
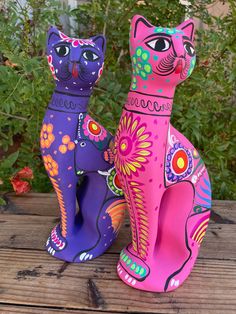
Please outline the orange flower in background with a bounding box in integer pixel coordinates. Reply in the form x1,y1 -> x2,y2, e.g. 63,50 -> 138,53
59,135 -> 75,154
40,123 -> 55,149
10,167 -> 34,195
43,155 -> 59,177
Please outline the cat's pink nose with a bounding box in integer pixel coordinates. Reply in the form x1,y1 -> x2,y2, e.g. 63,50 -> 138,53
175,59 -> 183,74
72,63 -> 79,78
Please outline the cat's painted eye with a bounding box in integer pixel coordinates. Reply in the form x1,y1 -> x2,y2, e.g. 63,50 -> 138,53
55,45 -> 70,57
146,38 -> 171,52
184,42 -> 195,57
82,50 -> 99,62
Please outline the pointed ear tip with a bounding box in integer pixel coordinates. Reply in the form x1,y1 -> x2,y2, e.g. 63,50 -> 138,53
131,14 -> 146,22
182,18 -> 195,28
48,26 -> 58,33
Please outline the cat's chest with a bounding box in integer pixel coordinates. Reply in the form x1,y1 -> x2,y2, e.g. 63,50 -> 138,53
40,109 -> 79,155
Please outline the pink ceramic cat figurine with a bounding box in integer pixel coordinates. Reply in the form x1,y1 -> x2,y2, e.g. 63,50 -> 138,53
114,15 -> 212,292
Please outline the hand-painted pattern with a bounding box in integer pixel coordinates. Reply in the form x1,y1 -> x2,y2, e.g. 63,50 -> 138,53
114,112 -> 152,177
114,15 -> 212,293
41,27 -> 125,263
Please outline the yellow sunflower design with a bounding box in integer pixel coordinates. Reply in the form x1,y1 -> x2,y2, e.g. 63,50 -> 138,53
114,112 -> 152,177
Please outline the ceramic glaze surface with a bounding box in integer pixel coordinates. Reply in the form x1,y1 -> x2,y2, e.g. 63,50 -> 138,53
114,15 -> 211,292
41,27 -> 126,262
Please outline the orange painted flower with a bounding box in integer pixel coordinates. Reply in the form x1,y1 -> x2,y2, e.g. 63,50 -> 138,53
59,135 -> 75,154
40,123 -> 55,149
114,112 -> 152,177
43,155 -> 59,177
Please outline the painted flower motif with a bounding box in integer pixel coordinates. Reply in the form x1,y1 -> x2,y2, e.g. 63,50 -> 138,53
106,167 -> 124,196
40,123 -> 55,149
114,113 -> 152,177
47,55 -> 58,81
59,135 -> 75,154
82,115 -> 107,142
131,47 -> 152,89
43,155 -> 59,177
165,142 -> 193,183
59,31 -> 95,48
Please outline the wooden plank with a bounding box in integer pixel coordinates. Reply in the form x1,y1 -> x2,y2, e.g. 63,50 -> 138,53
1,193 -> 236,223
0,214 -> 235,260
0,249 -> 235,313
0,305 -> 124,314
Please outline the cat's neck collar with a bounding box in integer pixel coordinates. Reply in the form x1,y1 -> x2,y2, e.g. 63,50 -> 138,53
48,89 -> 91,114
123,90 -> 174,117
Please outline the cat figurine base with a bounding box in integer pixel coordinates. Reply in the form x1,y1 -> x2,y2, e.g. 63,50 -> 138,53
114,15 -> 212,292
41,27 -> 126,263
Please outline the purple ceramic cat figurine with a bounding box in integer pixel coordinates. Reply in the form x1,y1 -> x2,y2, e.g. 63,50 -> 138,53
114,15 -> 212,292
41,27 -> 126,263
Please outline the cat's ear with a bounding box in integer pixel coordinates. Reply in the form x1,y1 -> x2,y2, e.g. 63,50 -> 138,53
91,35 -> 106,54
47,26 -> 61,47
178,19 -> 195,41
131,15 -> 153,39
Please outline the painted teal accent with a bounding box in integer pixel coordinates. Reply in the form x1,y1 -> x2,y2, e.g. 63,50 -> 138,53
175,35 -> 180,38
123,255 -> 128,262
143,85 -> 147,89
127,258 -> 132,265
166,79 -> 170,82
151,78 -> 155,81
154,27 -> 163,33
130,263 -> 136,270
153,55 -> 158,61
157,89 -> 163,93
187,56 -> 196,77
154,27 -> 184,35
135,266 -> 140,273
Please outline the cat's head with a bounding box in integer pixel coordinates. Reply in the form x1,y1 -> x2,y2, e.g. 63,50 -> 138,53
129,15 -> 196,93
46,27 -> 106,91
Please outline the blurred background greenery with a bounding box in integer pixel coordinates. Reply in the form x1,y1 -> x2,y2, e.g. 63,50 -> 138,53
0,0 -> 235,199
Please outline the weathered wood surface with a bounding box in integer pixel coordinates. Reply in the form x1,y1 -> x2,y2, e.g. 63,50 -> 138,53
0,193 -> 236,314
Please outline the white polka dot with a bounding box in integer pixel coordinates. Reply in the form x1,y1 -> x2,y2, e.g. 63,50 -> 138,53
59,60 -> 62,64
65,86 -> 69,89
92,72 -> 95,75
84,61 -> 88,65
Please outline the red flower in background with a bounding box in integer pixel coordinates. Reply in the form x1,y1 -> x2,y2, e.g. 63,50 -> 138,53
10,167 -> 34,195
17,167 -> 34,180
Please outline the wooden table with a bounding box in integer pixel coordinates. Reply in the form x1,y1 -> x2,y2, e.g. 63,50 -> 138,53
0,193 -> 235,314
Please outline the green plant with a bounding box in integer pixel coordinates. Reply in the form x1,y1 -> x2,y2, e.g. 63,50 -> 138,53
0,0 -> 67,192
0,0 -> 235,199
